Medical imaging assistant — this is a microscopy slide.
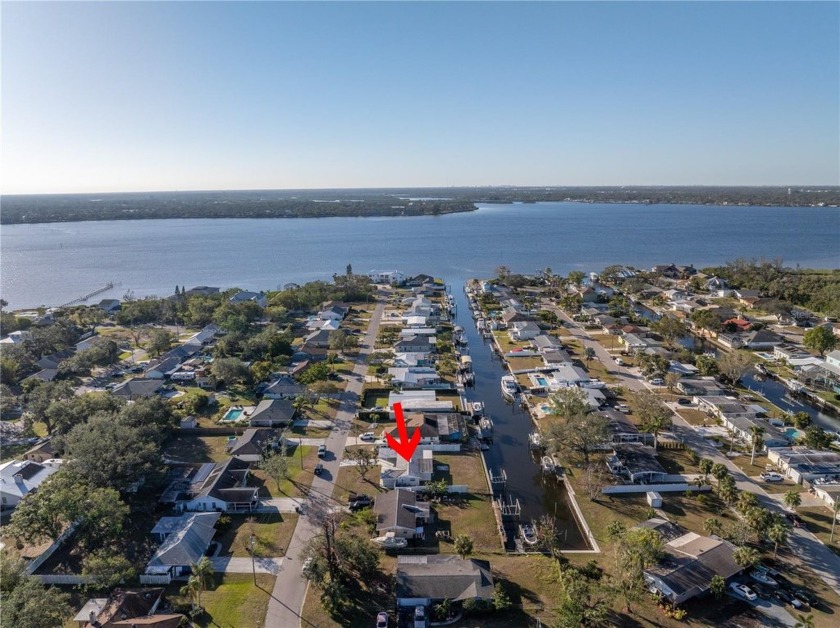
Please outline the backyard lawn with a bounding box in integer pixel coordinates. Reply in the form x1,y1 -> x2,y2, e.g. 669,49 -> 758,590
250,444 -> 318,498
167,573 -> 275,628
162,435 -> 232,463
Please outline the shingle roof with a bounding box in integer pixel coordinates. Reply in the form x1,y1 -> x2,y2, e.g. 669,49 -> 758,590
248,399 -> 296,426
146,513 -> 220,569
228,428 -> 277,457
373,489 -> 430,532
396,555 -> 494,602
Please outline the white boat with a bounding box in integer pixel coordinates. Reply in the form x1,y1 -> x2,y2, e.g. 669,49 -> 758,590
541,456 -> 555,473
519,523 -> 538,545
501,375 -> 518,400
373,533 -> 408,549
528,432 -> 542,450
471,401 -> 485,417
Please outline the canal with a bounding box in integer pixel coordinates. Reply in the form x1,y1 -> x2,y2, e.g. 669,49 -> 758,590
741,373 -> 840,433
452,283 -> 587,551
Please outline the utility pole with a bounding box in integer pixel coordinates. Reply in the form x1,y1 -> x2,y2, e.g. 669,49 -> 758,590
300,437 -> 303,469
249,534 -> 257,585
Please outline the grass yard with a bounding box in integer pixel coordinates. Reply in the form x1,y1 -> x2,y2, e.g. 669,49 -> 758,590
655,447 -> 699,475
675,407 -> 713,426
796,506 -> 840,556
492,332 -> 531,354
433,451 -> 492,494
215,512 -> 298,558
331,464 -> 387,506
162,435 -> 232,463
433,494 -> 502,553
250,445 -> 318,498
507,355 -> 545,370
167,573 -> 275,628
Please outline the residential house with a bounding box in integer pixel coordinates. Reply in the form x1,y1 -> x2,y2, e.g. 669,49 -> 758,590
177,458 -> 259,512
734,289 -> 761,308
111,378 -> 163,400
227,428 -> 279,462
23,368 -> 59,384
542,349 -> 573,367
509,321 -> 541,341
547,364 -> 591,388
643,527 -> 742,605
722,318 -> 752,333
383,413 -> 462,446
826,350 -> 840,369
676,378 -> 726,398
373,489 -> 432,540
606,445 -> 667,484
145,512 -> 220,579
721,415 -> 791,450
394,352 -> 433,367
0,330 -> 30,345
23,439 -> 55,463
185,324 -> 221,346
406,274 -> 435,287
394,335 -> 436,354
179,416 -> 198,429
36,348 -> 75,370
396,555 -> 494,610
248,399 -> 296,427
144,356 -> 183,379
399,327 -> 436,338
368,270 -> 405,285
387,391 -> 454,414
501,307 -> 531,325
302,329 -> 332,349
260,375 -> 305,399
388,367 -> 443,390
97,298 -> 122,313
716,333 -> 745,349
229,290 -> 267,308
599,410 -> 656,446
774,345 -> 811,362
0,459 -> 63,510
743,329 -> 784,350
380,447 -> 435,489
767,447 -> 840,485
621,333 -> 649,351
75,588 -> 181,628
530,334 -> 562,352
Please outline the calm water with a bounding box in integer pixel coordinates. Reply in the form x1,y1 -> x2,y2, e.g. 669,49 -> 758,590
1,202 -> 838,309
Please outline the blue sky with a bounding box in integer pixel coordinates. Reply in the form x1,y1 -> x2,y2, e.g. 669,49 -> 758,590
2,1 -> 838,193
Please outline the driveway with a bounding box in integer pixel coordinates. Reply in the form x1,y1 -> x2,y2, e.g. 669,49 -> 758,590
727,591 -> 795,626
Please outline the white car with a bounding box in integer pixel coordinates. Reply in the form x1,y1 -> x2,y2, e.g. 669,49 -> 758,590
359,432 -> 376,441
760,472 -> 784,482
649,378 -> 665,386
730,582 -> 758,601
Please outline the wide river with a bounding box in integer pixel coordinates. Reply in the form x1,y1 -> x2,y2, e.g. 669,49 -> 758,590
1,202 -> 838,309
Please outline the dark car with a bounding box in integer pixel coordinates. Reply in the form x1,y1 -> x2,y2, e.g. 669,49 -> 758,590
775,588 -> 806,610
348,495 -> 372,511
785,513 -> 806,529
314,463 -> 324,475
751,583 -> 773,599
676,398 -> 691,405
790,588 -> 818,607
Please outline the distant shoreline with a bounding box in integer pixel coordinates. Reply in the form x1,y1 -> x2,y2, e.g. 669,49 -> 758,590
2,186 -> 838,225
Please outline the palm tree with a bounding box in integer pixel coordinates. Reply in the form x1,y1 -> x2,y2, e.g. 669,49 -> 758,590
584,347 -> 596,363
710,574 -> 726,599
711,463 -> 729,482
180,574 -> 201,611
736,491 -> 759,514
190,556 -> 214,609
794,613 -> 815,628
830,501 -> 840,543
784,490 -> 802,511
733,546 -> 760,568
768,520 -> 789,559
703,517 -> 723,537
454,534 -> 474,560
699,458 -> 713,484
749,425 -> 765,466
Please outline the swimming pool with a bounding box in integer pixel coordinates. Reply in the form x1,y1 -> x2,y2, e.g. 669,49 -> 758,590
535,377 -> 548,387
221,407 -> 243,422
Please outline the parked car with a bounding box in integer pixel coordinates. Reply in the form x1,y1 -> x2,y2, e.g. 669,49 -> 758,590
359,432 -> 376,441
751,583 -> 773,599
775,587 -> 806,609
760,472 -> 784,482
616,404 -> 630,413
649,378 -> 665,386
730,582 -> 757,601
376,611 -> 388,628
750,569 -> 778,587
789,588 -> 817,607
349,495 -> 373,511
676,397 -> 691,405
615,358 -> 625,366
314,463 -> 324,475
317,444 -> 327,458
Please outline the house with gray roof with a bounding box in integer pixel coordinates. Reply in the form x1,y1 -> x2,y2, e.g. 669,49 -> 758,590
111,378 -> 163,401
248,398 -> 296,427
145,512 -> 220,578
606,445 -> 667,484
260,375 -> 305,399
227,428 -> 279,462
373,489 -> 432,540
396,555 -> 495,609
229,291 -> 267,308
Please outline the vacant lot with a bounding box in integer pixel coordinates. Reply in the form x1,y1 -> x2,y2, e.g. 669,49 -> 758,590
215,512 -> 298,558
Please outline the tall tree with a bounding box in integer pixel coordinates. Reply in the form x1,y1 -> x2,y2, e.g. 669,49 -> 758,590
803,326 -> 837,357
454,534 -> 474,560
784,490 -> 802,511
733,546 -> 760,568
767,518 -> 789,559
710,574 -> 726,599
546,412 -> 609,464
750,425 -> 765,465
260,443 -> 289,491
0,555 -> 72,628
718,350 -> 753,384
147,329 -> 174,357
632,390 -> 672,451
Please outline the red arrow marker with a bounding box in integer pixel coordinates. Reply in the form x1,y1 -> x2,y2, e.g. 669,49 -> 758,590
385,402 -> 421,462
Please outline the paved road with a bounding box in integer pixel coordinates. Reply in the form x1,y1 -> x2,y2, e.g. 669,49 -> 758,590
264,301 -> 385,628
551,306 -> 840,598
728,591 -> 795,626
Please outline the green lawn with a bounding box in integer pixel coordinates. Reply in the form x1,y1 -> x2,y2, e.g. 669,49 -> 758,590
215,512 -> 298,558
434,494 -> 502,554
250,445 -> 318,498
168,573 -> 275,628
331,464 -> 386,505
434,452 -> 492,494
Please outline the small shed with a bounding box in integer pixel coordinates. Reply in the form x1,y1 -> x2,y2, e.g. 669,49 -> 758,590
646,491 -> 663,508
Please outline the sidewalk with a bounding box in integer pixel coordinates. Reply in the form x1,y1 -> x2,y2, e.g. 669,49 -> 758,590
210,556 -> 283,575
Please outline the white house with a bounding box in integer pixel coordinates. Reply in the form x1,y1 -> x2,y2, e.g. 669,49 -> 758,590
509,321 -> 541,341
368,270 -> 405,285
0,459 -> 63,510
177,458 -> 259,512
379,447 -> 434,489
